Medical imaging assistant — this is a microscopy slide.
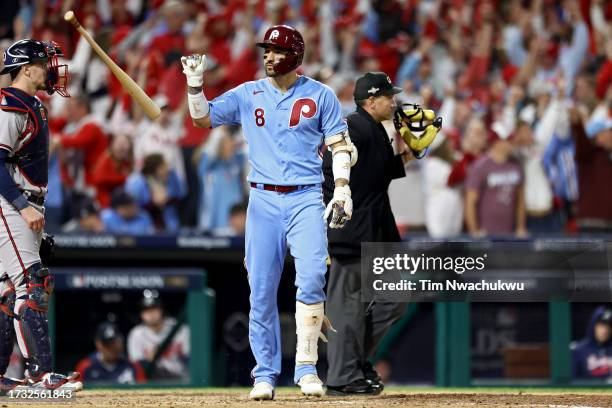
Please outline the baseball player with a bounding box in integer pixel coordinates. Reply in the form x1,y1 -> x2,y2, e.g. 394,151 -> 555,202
127,291 -> 190,381
0,39 -> 82,391
181,25 -> 356,400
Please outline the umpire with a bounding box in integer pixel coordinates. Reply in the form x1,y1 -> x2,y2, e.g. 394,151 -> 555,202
323,72 -> 435,395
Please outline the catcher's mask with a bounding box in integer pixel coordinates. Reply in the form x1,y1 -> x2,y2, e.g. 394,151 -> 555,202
393,103 -> 442,133
1,39 -> 69,97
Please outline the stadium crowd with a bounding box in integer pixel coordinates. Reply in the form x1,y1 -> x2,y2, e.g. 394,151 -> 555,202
0,0 -> 610,237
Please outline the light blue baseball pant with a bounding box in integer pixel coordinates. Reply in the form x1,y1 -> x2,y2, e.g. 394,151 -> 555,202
245,184 -> 328,386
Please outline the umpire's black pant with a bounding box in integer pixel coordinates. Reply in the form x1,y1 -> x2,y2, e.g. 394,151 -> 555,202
326,257 -> 405,387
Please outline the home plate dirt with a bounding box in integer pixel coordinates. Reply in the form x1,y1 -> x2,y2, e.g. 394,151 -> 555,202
6,388 -> 612,407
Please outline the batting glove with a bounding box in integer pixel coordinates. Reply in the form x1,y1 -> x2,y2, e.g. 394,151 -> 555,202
324,185 -> 353,229
180,54 -> 207,87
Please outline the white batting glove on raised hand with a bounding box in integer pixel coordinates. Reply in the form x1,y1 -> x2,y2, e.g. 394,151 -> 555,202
324,185 -> 353,229
180,54 -> 207,87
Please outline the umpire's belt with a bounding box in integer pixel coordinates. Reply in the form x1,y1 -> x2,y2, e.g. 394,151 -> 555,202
250,182 -> 317,193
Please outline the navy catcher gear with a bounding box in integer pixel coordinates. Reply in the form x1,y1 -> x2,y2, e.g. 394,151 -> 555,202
0,87 -> 51,186
0,309 -> 14,376
39,233 -> 55,266
23,263 -> 54,312
0,275 -> 15,377
15,302 -> 52,381
0,39 -> 69,96
0,277 -> 15,318
256,25 -> 304,75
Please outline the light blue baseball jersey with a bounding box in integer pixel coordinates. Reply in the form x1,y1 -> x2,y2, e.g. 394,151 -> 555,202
209,76 -> 347,185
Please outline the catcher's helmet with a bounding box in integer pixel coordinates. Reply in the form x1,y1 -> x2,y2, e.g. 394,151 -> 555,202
1,39 -> 69,97
256,25 -> 304,75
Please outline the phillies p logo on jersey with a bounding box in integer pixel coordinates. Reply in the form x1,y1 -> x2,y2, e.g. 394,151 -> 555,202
289,98 -> 317,127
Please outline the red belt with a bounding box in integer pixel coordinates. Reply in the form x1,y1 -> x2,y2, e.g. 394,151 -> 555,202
250,183 -> 315,193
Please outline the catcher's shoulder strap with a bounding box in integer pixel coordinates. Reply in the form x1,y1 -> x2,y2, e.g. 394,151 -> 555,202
1,88 -> 30,113
0,88 -> 40,164
0,89 -> 37,128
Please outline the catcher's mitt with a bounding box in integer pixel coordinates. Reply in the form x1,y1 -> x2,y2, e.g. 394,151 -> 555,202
393,103 -> 442,158
39,232 -> 56,265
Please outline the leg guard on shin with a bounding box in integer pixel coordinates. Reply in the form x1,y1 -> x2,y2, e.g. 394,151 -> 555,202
295,302 -> 336,365
14,299 -> 52,381
0,276 -> 16,376
23,263 -> 54,312
0,278 -> 16,318
0,309 -> 15,376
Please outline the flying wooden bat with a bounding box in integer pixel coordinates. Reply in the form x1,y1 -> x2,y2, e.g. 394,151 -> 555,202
64,10 -> 161,120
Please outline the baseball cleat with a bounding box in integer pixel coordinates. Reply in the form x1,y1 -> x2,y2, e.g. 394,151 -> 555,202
298,374 -> 324,397
249,382 -> 274,400
0,376 -> 25,394
19,371 -> 83,391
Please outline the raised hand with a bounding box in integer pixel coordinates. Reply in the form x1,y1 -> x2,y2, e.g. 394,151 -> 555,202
180,54 -> 207,88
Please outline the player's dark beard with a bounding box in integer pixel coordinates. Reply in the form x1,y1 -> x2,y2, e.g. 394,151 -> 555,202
265,63 -> 278,77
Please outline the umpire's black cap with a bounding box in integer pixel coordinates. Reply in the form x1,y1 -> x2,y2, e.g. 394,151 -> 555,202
353,71 -> 402,100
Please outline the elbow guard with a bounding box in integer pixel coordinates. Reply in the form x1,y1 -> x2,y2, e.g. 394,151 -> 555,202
325,130 -> 358,167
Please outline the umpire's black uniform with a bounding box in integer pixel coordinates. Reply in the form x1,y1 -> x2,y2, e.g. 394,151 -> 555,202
322,72 -> 407,393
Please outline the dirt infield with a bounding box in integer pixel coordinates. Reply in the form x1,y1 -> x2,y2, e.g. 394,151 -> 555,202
5,388 -> 612,407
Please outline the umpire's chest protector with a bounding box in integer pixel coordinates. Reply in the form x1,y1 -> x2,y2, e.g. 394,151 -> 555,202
0,87 -> 49,187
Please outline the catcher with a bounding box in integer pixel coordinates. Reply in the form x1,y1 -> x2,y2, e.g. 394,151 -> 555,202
0,39 -> 82,392
322,71 -> 441,395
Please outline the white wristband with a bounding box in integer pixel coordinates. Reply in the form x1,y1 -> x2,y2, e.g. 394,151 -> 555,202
332,151 -> 350,182
187,91 -> 209,119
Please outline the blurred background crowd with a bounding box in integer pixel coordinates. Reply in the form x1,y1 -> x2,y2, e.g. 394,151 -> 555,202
0,0 -> 610,237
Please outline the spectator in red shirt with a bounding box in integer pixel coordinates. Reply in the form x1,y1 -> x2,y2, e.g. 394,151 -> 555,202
572,110 -> 612,232
149,0 -> 187,58
145,0 -> 188,96
448,117 -> 489,187
465,131 -> 527,237
92,133 -> 134,208
52,94 -> 108,196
